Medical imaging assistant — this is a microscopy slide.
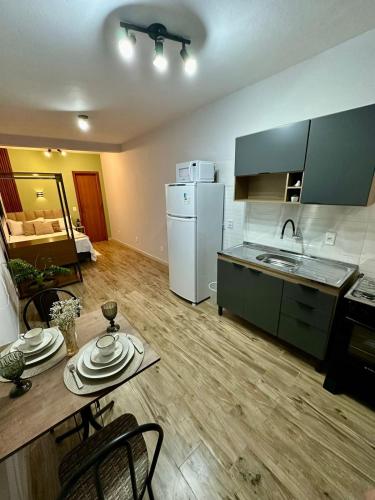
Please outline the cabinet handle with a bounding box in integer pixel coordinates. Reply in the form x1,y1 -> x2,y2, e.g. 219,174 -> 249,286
232,263 -> 243,269
299,284 -> 318,293
248,268 -> 261,275
297,301 -> 315,310
296,318 -> 311,328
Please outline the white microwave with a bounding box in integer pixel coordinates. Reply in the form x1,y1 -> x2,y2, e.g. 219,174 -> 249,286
176,161 -> 215,183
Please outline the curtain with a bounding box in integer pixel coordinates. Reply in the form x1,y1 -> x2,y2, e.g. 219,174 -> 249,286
0,149 -> 22,213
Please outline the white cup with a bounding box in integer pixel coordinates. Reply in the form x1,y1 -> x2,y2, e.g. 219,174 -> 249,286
96,334 -> 119,357
20,328 -> 44,347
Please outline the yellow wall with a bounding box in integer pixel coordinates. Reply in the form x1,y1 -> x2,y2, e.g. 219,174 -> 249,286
8,148 -> 111,235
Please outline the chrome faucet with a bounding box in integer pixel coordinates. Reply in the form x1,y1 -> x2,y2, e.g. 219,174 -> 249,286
281,219 -> 296,239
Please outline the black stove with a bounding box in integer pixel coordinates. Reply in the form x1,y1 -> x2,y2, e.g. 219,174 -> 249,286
347,275 -> 375,304
324,274 -> 375,406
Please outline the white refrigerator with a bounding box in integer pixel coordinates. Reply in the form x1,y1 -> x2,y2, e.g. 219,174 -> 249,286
166,183 -> 224,304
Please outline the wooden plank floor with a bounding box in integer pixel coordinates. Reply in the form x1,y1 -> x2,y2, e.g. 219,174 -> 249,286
23,241 -> 375,499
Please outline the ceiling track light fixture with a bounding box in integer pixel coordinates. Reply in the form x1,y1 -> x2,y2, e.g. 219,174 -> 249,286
119,21 -> 197,75
43,148 -> 67,157
77,114 -> 90,132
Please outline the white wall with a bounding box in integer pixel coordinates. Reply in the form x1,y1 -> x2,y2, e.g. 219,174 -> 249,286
101,29 -> 375,272
0,244 -> 19,345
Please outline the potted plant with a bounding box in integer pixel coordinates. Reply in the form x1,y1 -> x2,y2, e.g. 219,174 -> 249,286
50,298 -> 81,356
7,258 -> 71,292
7,258 -> 72,321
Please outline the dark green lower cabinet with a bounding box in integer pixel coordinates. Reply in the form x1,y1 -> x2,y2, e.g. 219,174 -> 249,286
278,314 -> 329,360
217,258 -> 337,361
242,267 -> 282,335
217,260 -> 245,317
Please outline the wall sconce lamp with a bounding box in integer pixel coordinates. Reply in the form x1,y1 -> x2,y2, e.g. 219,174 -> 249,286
36,191 -> 44,198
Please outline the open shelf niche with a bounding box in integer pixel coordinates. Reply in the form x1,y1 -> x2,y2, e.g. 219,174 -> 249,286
234,171 -> 304,203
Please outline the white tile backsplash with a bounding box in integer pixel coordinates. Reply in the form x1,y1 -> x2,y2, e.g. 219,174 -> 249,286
215,160 -> 375,275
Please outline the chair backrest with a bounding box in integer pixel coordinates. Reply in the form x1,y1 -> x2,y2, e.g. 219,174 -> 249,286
57,422 -> 164,500
23,288 -> 77,330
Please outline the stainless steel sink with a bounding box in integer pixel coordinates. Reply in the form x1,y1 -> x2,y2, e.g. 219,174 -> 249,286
220,242 -> 358,287
256,253 -> 300,270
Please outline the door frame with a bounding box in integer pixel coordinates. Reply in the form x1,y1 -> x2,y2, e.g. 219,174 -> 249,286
72,171 -> 108,241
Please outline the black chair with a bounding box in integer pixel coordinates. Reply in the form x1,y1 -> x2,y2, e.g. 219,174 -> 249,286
58,414 -> 163,500
23,288 -> 114,443
23,288 -> 77,329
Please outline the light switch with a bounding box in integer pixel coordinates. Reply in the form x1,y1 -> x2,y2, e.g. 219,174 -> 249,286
325,231 -> 336,246
72,206 -> 77,212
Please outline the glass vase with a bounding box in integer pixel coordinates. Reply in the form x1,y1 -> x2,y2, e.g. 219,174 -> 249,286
61,322 -> 79,357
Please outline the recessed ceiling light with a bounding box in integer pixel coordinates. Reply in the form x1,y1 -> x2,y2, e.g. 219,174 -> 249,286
77,114 -> 90,132
44,148 -> 52,158
180,45 -> 197,76
153,40 -> 168,72
119,30 -> 136,60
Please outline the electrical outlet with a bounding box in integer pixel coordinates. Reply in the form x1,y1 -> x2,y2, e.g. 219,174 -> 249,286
135,236 -> 139,243
160,245 -> 164,252
227,220 -> 233,230
325,231 -> 336,246
72,206 -> 77,212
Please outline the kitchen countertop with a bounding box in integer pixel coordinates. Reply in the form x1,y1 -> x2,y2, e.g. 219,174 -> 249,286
219,242 -> 358,288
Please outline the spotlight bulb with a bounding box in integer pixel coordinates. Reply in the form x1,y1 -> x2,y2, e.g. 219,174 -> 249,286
44,149 -> 52,158
119,32 -> 136,60
153,40 -> 168,72
77,114 -> 90,132
180,46 -> 197,76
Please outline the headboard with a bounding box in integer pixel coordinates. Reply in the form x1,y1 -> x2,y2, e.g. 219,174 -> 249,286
6,209 -> 63,221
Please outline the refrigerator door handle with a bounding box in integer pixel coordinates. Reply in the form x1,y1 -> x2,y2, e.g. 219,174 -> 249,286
189,164 -> 194,181
167,214 -> 197,221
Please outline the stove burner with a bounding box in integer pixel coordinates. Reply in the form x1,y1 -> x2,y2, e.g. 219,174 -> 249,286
352,290 -> 375,301
349,276 -> 375,304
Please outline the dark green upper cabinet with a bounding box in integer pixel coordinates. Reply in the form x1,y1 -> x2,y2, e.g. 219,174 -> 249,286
234,120 -> 310,176
301,104 -> 375,206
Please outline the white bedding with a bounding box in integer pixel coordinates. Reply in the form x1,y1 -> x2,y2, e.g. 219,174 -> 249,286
8,229 -> 97,262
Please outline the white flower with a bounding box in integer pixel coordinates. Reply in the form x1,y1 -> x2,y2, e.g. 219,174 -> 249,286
50,298 -> 82,330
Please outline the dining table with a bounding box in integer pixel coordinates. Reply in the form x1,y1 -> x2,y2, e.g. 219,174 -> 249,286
0,309 -> 160,498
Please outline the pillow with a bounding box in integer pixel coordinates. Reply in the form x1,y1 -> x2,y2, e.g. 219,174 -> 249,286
23,221 -> 36,236
51,220 -> 61,232
43,210 -> 55,219
6,219 -> 24,236
57,217 -> 75,230
34,221 -> 54,236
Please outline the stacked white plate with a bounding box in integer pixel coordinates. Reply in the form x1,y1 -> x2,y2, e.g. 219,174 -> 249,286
77,333 -> 135,380
10,327 -> 64,366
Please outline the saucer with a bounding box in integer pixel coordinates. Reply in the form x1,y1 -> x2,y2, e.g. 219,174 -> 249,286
13,331 -> 53,356
91,341 -> 123,365
23,328 -> 64,366
78,341 -> 135,379
83,336 -> 130,370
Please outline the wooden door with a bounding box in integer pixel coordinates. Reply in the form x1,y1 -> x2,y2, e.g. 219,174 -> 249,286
73,172 -> 107,242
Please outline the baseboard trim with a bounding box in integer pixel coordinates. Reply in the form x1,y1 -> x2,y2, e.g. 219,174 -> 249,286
109,238 -> 168,267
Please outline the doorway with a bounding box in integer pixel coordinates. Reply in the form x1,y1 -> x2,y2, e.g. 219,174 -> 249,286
72,171 -> 107,242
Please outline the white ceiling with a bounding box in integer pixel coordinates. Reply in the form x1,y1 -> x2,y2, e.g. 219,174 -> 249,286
1,0 -> 375,149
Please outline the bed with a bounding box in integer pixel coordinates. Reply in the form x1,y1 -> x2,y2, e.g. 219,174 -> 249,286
4,209 -> 96,262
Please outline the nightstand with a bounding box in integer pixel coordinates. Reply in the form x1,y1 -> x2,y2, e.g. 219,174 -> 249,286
75,225 -> 85,234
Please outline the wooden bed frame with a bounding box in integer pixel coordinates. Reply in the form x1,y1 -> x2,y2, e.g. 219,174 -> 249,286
0,172 -> 83,298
